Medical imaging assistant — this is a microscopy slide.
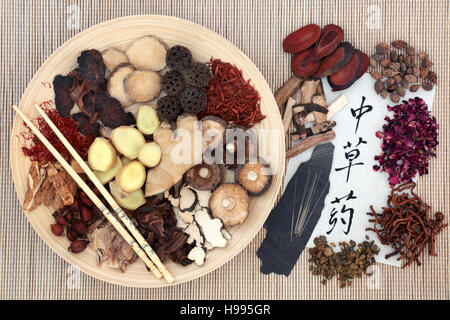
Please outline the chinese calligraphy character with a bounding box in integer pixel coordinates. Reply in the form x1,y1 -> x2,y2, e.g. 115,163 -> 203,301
335,138 -> 367,182
327,190 -> 357,235
351,96 -> 373,134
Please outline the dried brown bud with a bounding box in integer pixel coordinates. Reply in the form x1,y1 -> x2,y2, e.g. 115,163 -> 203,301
396,86 -> 406,97
405,55 -> 415,67
383,69 -> 398,78
380,90 -> 388,99
376,42 -> 391,54
422,82 -> 433,91
370,71 -> 382,80
391,40 -> 408,49
394,75 -> 402,84
380,58 -> 391,67
420,67 -> 429,79
405,46 -> 415,56
401,78 -> 409,88
51,223 -> 64,236
390,92 -> 400,103
389,51 -> 399,62
375,80 -> 384,93
418,52 -> 428,60
409,84 -> 421,92
404,74 -> 418,83
388,62 -> 400,71
422,59 -> 433,68
426,71 -> 437,84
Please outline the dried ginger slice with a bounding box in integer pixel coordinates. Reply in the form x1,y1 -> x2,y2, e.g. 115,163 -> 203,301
23,162 -> 46,210
47,163 -> 74,206
125,36 -> 167,71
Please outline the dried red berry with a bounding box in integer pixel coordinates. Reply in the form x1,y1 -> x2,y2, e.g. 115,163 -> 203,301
80,205 -> 93,222
50,223 -> 64,236
73,219 -> 87,236
68,239 -> 89,253
79,191 -> 93,206
54,214 -> 69,227
66,228 -> 78,241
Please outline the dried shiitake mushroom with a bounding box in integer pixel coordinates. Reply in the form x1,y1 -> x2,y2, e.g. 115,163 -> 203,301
107,63 -> 135,107
125,36 -> 167,71
224,126 -> 257,169
186,163 -> 223,191
209,183 -> 249,227
235,160 -> 272,196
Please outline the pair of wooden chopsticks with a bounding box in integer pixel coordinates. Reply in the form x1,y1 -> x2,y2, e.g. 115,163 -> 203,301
13,104 -> 174,284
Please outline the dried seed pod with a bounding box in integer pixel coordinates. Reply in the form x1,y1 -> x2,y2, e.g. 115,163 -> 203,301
371,53 -> 384,62
401,78 -> 409,88
383,69 -> 398,78
51,224 -> 64,236
426,71 -> 437,84
380,58 -> 391,67
422,82 -> 433,91
420,67 -> 429,79
405,55 -> 415,67
389,51 -> 398,62
388,62 -> 400,71
391,40 -> 408,49
398,54 -> 404,62
394,74 -> 402,84
376,42 -> 391,54
406,68 -> 413,74
405,46 -> 415,56
409,84 -> 421,92
387,78 -> 395,86
400,62 -> 407,72
396,86 -> 406,97
369,57 -> 377,68
422,59 -> 433,68
412,66 -> 420,77
380,90 -> 388,99
375,80 -> 384,93
404,74 -> 418,83
418,52 -> 428,60
390,92 -> 400,103
370,71 -> 382,81
387,84 -> 398,92
68,239 -> 89,254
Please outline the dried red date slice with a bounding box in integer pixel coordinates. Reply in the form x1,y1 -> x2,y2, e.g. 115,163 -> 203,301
291,47 -> 321,77
356,50 -> 369,80
327,50 -> 362,91
312,24 -> 344,61
312,42 -> 354,78
283,24 -> 321,53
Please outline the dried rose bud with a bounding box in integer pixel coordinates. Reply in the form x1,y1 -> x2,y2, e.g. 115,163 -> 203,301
51,223 -> 64,236
68,239 -> 89,254
66,228 -> 78,241
54,214 -> 69,227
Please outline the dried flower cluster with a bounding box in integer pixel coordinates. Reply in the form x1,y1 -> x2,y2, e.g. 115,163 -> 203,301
308,236 -> 379,288
373,97 -> 439,186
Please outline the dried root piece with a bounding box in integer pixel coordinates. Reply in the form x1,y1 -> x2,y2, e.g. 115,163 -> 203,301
102,48 -> 129,72
124,70 -> 161,103
125,36 -> 167,71
107,64 -> 135,107
87,137 -> 117,172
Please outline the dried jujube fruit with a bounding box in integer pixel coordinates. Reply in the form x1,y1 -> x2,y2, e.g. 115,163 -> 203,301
312,24 -> 344,61
283,24 -> 321,53
327,50 -> 362,91
312,42 -> 354,78
291,47 -> 321,77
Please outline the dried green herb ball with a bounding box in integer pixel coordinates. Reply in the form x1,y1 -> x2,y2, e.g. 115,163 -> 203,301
166,45 -> 192,71
180,86 -> 207,114
161,70 -> 185,96
156,95 -> 182,121
183,62 -> 210,88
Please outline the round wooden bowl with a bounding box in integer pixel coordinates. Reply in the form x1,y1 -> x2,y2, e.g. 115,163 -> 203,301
10,15 -> 285,287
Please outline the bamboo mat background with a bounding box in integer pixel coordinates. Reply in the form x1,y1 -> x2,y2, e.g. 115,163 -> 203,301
0,0 -> 448,300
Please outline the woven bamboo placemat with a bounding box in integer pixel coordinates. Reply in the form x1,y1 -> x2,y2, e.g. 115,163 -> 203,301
0,0 -> 448,300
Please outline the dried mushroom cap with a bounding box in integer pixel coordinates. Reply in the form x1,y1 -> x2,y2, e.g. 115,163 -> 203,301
125,36 -> 167,71
186,164 -> 222,191
201,115 -> 226,151
101,48 -> 129,72
209,183 -> 249,227
236,160 -> 272,197
124,70 -> 161,103
107,64 -> 135,107
179,186 -> 198,212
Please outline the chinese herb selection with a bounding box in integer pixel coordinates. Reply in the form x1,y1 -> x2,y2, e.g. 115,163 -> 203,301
20,34 -> 273,271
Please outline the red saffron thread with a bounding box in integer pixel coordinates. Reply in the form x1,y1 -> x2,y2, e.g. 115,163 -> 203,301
198,58 -> 265,128
21,106 -> 94,163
